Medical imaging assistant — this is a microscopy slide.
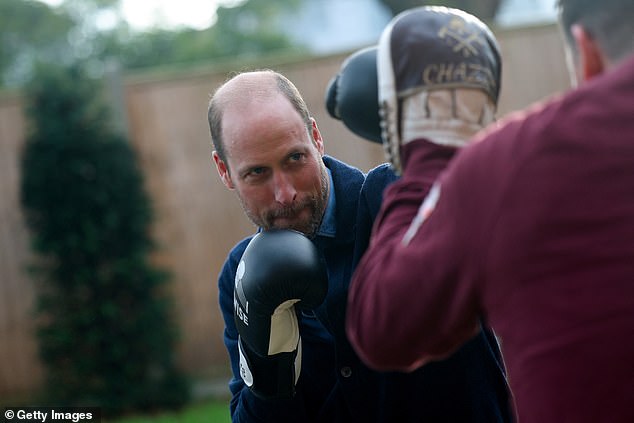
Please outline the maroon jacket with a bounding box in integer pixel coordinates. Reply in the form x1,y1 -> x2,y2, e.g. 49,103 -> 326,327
347,54 -> 634,423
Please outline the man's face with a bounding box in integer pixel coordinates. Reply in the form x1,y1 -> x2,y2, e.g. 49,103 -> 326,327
214,93 -> 329,237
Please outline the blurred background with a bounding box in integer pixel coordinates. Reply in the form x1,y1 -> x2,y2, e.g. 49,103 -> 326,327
1,0 -> 568,420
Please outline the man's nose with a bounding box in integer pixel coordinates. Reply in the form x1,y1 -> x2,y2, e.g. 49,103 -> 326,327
273,172 -> 297,205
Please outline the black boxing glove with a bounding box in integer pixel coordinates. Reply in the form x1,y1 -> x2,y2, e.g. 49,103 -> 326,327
325,46 -> 382,143
234,229 -> 328,399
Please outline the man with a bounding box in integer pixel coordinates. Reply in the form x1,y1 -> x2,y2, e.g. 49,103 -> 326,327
347,1 -> 634,422
209,66 -> 511,421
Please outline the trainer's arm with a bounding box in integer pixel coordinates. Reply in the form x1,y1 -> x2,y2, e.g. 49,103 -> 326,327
346,140 -> 484,372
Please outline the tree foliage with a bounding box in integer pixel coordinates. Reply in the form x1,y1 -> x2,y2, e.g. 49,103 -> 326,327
0,0 -> 505,89
0,0 -> 75,86
1,0 -> 304,88
379,0 -> 502,22
20,63 -> 189,415
95,0 -> 303,70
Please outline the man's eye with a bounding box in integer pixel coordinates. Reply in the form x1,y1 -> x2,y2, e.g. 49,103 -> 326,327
244,167 -> 266,180
289,153 -> 304,162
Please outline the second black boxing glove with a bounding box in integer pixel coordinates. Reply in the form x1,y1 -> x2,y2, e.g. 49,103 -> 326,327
325,46 -> 383,143
234,229 -> 328,399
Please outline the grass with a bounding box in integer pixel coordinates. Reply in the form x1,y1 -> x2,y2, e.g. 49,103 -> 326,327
1,374 -> 233,423
109,399 -> 231,423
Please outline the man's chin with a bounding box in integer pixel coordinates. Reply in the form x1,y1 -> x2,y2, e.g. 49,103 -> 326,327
269,208 -> 313,232
272,218 -> 306,232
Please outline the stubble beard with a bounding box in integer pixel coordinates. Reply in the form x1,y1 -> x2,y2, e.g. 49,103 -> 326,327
240,164 -> 329,238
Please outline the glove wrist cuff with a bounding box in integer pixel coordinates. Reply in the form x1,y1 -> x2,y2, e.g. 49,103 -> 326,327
238,336 -> 302,399
402,119 -> 485,148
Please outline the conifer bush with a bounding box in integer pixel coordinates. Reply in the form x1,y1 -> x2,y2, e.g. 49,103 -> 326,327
20,64 -> 189,415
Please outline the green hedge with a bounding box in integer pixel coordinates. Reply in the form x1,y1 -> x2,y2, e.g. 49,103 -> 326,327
20,64 -> 189,416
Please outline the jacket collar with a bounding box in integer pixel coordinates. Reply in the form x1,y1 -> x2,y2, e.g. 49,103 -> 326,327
320,155 -> 365,245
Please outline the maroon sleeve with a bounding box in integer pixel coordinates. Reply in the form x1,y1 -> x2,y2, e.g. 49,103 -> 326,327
346,139 -> 486,372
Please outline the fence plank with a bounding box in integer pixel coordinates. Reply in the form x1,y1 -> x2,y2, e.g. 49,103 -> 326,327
0,95 -> 44,398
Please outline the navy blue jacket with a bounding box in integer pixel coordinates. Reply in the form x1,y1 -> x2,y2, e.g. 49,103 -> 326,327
218,156 -> 513,422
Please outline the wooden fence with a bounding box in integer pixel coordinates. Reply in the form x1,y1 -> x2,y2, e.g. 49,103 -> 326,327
0,22 -> 570,398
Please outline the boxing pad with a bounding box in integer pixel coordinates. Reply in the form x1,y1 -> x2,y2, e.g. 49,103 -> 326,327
327,7 -> 502,173
378,6 -> 502,172
325,46 -> 382,143
234,229 -> 328,399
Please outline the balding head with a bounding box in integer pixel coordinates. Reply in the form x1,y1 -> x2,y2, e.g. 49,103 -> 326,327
208,70 -> 312,165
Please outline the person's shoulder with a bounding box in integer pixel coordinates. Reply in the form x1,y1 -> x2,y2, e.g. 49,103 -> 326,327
323,154 -> 363,174
218,235 -> 255,296
228,235 -> 254,261
357,163 -> 399,218
361,162 -> 398,198
442,93 -> 571,202
366,163 -> 399,186
220,235 -> 255,277
468,91 -> 568,162
324,154 -> 366,199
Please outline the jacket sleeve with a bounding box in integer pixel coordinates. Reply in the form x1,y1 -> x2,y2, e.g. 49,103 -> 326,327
218,240 -> 310,422
346,139 -> 484,372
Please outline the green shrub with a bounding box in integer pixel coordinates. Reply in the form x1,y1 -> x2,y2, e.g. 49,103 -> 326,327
20,64 -> 189,416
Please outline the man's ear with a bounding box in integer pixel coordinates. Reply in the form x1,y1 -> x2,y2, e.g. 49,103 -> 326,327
572,24 -> 606,82
310,118 -> 325,156
213,151 -> 235,190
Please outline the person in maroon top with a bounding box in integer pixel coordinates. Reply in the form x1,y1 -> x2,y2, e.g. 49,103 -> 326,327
346,1 -> 634,422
